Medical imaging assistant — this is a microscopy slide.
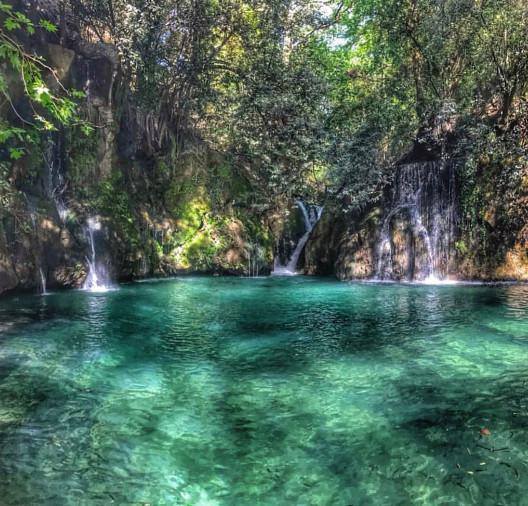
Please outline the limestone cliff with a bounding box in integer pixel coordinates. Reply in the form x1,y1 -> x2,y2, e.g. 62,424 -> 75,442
0,10 -> 273,295
305,142 -> 528,282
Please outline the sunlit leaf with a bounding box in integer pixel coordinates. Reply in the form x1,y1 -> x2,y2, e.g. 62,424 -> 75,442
8,147 -> 24,159
39,19 -> 58,33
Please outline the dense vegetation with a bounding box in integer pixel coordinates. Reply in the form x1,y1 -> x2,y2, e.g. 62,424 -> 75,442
0,0 -> 527,287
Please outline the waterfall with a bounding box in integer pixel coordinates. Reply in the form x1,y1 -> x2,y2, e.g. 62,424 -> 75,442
375,161 -> 456,282
246,243 -> 260,278
39,267 -> 47,295
83,218 -> 110,292
273,201 -> 323,276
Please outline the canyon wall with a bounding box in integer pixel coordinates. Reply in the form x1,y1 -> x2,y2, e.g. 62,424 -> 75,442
0,26 -> 274,295
305,149 -> 528,282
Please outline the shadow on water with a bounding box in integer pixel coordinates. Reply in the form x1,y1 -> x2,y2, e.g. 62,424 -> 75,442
0,278 -> 528,504
392,364 -> 528,505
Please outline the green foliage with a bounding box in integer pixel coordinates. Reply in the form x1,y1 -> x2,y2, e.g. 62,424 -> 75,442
94,171 -> 141,248
156,154 -> 272,272
0,1 -> 88,159
72,0 -> 339,201
39,19 -> 58,33
0,123 -> 24,143
7,146 -> 23,159
301,0 -> 528,210
455,240 -> 468,256
454,107 -> 528,267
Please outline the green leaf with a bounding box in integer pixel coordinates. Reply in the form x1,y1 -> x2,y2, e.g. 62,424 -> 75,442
39,20 -> 58,33
4,18 -> 20,31
0,3 -> 13,13
14,12 -> 32,26
80,124 -> 95,136
71,89 -> 86,99
0,129 -> 14,143
8,147 -> 24,160
7,49 -> 21,70
0,124 -> 25,143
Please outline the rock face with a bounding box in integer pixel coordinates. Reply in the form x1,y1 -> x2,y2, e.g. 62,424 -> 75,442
305,155 -> 528,282
0,225 -> 18,294
274,205 -> 308,268
0,17 -> 273,295
304,209 -> 378,279
306,160 -> 459,282
273,201 -> 323,273
376,161 -> 457,281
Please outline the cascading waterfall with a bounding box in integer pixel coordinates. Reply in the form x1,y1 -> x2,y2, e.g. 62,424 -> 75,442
83,218 -> 110,292
246,242 -> 265,278
273,201 -> 323,275
375,161 -> 456,282
39,267 -> 47,295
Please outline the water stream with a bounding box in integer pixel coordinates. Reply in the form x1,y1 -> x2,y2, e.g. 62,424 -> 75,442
273,201 -> 323,275
376,161 -> 456,282
82,218 -> 110,292
38,267 -> 47,295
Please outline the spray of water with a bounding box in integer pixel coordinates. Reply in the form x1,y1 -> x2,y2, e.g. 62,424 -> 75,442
375,161 -> 457,283
83,218 -> 111,292
39,267 -> 47,295
273,201 -> 323,276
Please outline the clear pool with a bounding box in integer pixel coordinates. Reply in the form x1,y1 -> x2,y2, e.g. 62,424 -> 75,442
1,277 -> 528,505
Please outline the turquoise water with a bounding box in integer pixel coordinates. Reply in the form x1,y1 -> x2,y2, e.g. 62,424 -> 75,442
1,277 -> 528,505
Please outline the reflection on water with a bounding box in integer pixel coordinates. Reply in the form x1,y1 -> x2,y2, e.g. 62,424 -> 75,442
0,278 -> 528,504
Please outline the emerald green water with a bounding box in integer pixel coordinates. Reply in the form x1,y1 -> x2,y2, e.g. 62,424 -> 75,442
1,277 -> 528,505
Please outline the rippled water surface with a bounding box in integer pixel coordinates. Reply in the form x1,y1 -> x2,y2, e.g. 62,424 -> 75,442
1,277 -> 528,505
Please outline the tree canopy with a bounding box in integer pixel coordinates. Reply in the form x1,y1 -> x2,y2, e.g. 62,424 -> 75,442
2,0 -> 528,207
